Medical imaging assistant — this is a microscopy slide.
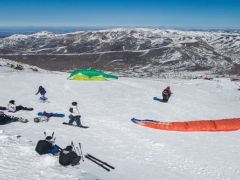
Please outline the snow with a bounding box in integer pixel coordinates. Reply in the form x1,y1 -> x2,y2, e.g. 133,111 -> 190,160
0,65 -> 240,180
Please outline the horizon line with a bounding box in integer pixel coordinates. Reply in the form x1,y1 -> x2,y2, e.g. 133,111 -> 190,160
0,25 -> 240,30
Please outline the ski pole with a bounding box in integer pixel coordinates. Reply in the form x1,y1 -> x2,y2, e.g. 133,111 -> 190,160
71,141 -> 77,153
76,147 -> 81,157
79,143 -> 84,161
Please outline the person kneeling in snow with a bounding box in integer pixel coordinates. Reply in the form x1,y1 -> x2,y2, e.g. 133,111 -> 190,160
59,145 -> 81,166
162,86 -> 172,102
35,136 -> 61,156
8,100 -> 33,113
68,102 -> 83,127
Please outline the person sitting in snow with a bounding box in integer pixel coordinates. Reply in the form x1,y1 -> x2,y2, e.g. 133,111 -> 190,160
35,136 -> 61,155
162,86 -> 172,102
0,111 -> 28,124
0,111 -> 18,125
68,102 -> 83,127
35,86 -> 47,101
7,100 -> 33,113
59,145 -> 81,166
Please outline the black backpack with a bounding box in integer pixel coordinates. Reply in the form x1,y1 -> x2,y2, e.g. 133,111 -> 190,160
0,114 -> 13,125
59,150 -> 80,166
69,107 -> 73,113
35,140 -> 53,155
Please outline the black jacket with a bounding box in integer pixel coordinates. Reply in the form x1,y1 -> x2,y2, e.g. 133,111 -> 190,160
0,114 -> 17,125
36,86 -> 46,95
59,149 -> 80,166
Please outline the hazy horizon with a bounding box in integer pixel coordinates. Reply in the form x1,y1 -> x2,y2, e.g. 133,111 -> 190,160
1,25 -> 240,37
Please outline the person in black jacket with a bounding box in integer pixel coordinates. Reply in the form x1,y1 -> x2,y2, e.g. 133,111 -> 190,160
59,145 -> 81,166
162,86 -> 172,102
35,136 -> 61,155
36,86 -> 47,101
0,111 -> 28,124
0,111 -> 17,125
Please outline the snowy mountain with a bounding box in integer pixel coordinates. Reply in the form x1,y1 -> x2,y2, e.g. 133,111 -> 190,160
0,28 -> 240,76
0,64 -> 240,180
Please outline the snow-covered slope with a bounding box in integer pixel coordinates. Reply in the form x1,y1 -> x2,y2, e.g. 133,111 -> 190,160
0,66 -> 240,180
0,28 -> 239,75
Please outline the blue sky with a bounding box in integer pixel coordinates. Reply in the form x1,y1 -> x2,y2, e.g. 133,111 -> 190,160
0,0 -> 240,28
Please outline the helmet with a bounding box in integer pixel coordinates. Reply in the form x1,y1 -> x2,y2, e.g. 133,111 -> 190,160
45,136 -> 53,141
65,145 -> 73,151
72,102 -> 77,106
166,86 -> 170,89
9,100 -> 15,104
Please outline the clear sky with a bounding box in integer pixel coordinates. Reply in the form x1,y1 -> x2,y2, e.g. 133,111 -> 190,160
0,0 -> 240,28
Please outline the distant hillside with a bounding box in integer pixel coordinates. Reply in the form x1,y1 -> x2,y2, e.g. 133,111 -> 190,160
0,28 -> 239,77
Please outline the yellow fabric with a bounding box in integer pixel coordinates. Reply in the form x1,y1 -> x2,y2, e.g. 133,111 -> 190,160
70,75 -> 107,81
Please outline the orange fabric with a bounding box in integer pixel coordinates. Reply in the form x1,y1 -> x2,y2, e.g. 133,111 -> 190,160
140,118 -> 240,132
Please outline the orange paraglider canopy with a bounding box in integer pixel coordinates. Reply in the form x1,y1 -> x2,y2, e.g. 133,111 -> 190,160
131,118 -> 240,132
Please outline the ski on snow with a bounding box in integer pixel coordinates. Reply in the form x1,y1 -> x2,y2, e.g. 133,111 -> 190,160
62,122 -> 89,128
85,154 -> 115,172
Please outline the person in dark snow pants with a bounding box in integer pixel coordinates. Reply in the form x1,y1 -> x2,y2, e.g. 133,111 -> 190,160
162,86 -> 172,102
68,102 -> 82,127
59,145 -> 80,166
0,112 -> 18,125
36,86 -> 47,101
7,100 -> 33,113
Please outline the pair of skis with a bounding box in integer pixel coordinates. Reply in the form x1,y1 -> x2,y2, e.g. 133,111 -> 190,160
71,141 -> 115,172
85,154 -> 115,172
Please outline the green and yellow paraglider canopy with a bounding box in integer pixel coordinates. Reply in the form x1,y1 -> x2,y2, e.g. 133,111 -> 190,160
68,69 -> 118,81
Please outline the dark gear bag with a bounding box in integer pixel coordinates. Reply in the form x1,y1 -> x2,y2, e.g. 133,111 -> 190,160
35,140 -> 53,155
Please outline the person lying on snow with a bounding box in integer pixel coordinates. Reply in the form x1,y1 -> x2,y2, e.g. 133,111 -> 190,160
35,136 -> 61,156
0,111 -> 27,124
59,145 -> 81,166
162,86 -> 172,102
68,102 -> 83,127
35,85 -> 47,101
39,111 -> 55,122
7,100 -> 33,113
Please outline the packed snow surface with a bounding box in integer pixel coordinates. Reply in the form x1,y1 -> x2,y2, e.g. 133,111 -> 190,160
0,67 -> 240,180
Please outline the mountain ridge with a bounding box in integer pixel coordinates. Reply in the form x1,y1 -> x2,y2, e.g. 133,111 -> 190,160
0,28 -> 239,76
